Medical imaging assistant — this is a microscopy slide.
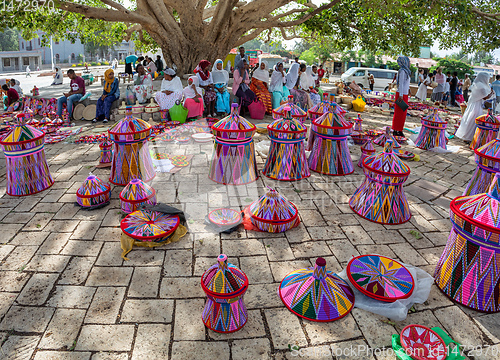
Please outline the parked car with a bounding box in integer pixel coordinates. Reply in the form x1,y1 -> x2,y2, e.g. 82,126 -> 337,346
341,67 -> 397,90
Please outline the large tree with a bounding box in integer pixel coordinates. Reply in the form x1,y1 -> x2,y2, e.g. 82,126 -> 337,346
1,0 -> 500,74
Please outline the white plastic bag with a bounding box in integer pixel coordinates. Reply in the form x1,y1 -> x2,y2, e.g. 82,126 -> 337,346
338,259 -> 434,321
255,140 -> 271,158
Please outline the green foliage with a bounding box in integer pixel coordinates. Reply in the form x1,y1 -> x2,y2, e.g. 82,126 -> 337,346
272,49 -> 293,58
299,49 -> 317,64
91,62 -> 97,66
386,61 -> 417,74
472,51 -> 496,65
72,64 -> 76,67
429,58 -> 472,78
119,60 -> 125,64
77,63 -> 82,66
0,27 -> 19,51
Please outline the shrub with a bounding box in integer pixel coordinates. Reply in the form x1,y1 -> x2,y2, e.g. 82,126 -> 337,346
71,64 -> 76,67
119,60 -> 125,64
96,62 -> 101,66
77,63 -> 82,66
104,61 -> 109,65
91,62 -> 97,66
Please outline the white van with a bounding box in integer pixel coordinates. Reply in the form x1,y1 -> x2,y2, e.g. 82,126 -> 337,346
341,67 -> 397,90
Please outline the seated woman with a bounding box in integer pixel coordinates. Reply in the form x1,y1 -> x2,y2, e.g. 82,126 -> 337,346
301,66 -> 321,106
133,64 -> 153,103
51,67 -> 63,85
269,62 -> 290,109
250,61 -> 272,114
2,84 -> 19,110
232,59 -> 255,114
182,76 -> 204,119
212,59 -> 230,116
94,69 -> 120,123
287,63 -> 311,110
155,68 -> 183,111
194,60 -> 217,117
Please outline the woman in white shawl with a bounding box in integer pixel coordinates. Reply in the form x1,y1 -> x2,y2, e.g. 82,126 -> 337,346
301,66 -> 321,106
212,59 -> 230,115
250,61 -> 272,114
133,64 -> 154,103
456,72 -> 495,142
287,62 -> 311,110
155,68 -> 183,111
182,75 -> 204,118
51,67 -> 63,86
415,70 -> 430,101
269,62 -> 289,109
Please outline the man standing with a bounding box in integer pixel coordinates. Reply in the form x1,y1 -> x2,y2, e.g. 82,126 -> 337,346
368,72 -> 375,91
234,47 -> 248,68
56,69 -> 85,119
449,72 -> 458,107
492,75 -> 500,113
155,55 -> 164,72
463,73 -> 471,102
317,64 -> 325,82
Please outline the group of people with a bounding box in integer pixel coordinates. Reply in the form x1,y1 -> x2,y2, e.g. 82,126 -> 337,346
124,54 -> 164,77
415,68 -> 469,106
2,79 -> 23,110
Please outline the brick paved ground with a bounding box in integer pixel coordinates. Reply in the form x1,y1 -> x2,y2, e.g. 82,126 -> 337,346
1,109 -> 499,360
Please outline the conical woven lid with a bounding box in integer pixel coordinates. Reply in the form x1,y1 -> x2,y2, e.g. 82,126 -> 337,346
120,179 -> 156,203
268,107 -> 307,133
450,173 -> 500,235
476,109 -> 500,126
475,131 -> 500,161
249,188 -> 298,223
373,126 -> 401,148
99,139 -> 112,149
1,114 -> 44,144
52,117 -> 64,126
201,254 -> 248,298
422,109 -> 446,124
108,106 -> 152,140
360,139 -> 375,152
279,257 -> 355,322
39,114 -> 51,125
145,98 -> 160,110
313,104 -> 352,130
274,95 -> 306,117
77,174 -> 110,197
212,103 -> 256,137
363,140 -> 410,176
308,93 -> 331,114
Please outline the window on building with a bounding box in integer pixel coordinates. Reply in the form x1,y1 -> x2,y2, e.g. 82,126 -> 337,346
71,53 -> 75,60
38,38 -> 40,46
29,41 -> 32,47
55,54 -> 60,61
55,41 -> 59,45
23,57 -> 30,66
3,58 -> 11,67
22,42 -> 24,50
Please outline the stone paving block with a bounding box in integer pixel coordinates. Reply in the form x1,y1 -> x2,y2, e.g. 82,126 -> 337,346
16,273 -> 58,305
91,353 -> 128,360
39,308 -> 86,350
299,209 -> 327,227
393,310 -> 443,334
86,266 -> 133,286
2,211 -> 35,224
341,225 -> 374,245
265,308 -> 308,350
426,231 -> 450,247
73,208 -> 108,222
160,277 -> 204,298
37,232 -> 71,255
329,339 -> 376,360
291,240 -> 332,258
389,243 -> 428,266
328,213 -> 360,226
47,285 -> 96,309
0,306 -> 55,332
0,271 -> 30,292
240,256 -> 274,284
269,260 -> 312,283
326,239 -> 359,265
128,266 -> 161,298
1,224 -> 24,242
9,231 -> 50,246
121,299 -> 174,323
163,249 -> 193,277
59,256 -> 95,285
209,309 -> 266,340
131,324 -> 171,360
14,197 -> 40,212
101,210 -> 123,227
351,308 -> 396,348
368,230 -> 407,245
410,215 -> 439,233
245,282 -> 285,309
0,244 -> 15,261
434,306 -> 486,347
398,228 -> 434,249
75,325 -> 135,351
474,314 -> 500,344
53,203 -> 81,220
418,246 -> 445,265
0,292 -> 16,320
414,284 -> 454,311
0,245 -> 38,271
34,352 -> 92,360
173,299 -> 205,341
0,335 -> 40,360
44,220 -> 81,233
94,227 -> 122,242
304,313 -> 362,345
307,225 -> 346,240
26,254 -> 71,272
262,237 -> 294,261
23,212 -> 54,231
231,338 -> 272,360
285,223 -> 312,243
95,242 -> 124,266
85,287 -> 125,324
122,250 -> 165,266
70,221 -> 102,240
61,240 -> 104,257
171,341 -> 230,360
221,239 -> 267,257
356,245 -> 397,259
32,202 -> 64,213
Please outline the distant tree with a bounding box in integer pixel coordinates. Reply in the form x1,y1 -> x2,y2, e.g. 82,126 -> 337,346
299,49 -> 317,64
243,39 -> 262,50
473,51 -> 495,65
449,50 -> 471,64
272,49 -> 293,58
386,60 -> 417,74
429,58 -> 472,78
0,27 -> 19,51
293,40 -> 313,56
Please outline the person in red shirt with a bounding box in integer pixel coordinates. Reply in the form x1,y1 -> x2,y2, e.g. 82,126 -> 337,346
317,64 -> 325,82
56,69 -> 85,119
2,84 -> 19,108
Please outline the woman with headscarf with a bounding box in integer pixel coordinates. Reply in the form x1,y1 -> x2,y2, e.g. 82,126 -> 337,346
431,67 -> 446,102
51,67 -> 63,86
182,76 -> 204,119
456,72 -> 495,142
287,63 -> 311,110
233,59 -> 256,114
94,69 -> 120,123
250,61 -> 272,114
391,56 -> 411,137
133,64 -> 154,103
155,68 -> 183,111
415,70 -> 430,101
269,62 -> 290,109
194,60 -> 217,117
301,66 -> 321,106
211,59 -> 231,115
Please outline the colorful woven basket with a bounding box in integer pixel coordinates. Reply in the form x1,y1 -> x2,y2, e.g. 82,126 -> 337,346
400,324 -> 447,360
414,109 -> 448,150
347,254 -> 414,302
76,174 -> 111,209
248,188 -> 299,233
98,139 -> 113,167
279,257 -> 355,322
307,93 -> 330,121
357,139 -> 376,168
209,104 -> 258,185
262,108 -> 310,181
470,109 -> 500,150
434,173 -> 500,312
350,140 -> 411,224
208,208 -> 242,227
463,131 -> 500,196
272,95 -> 307,122
0,113 -> 54,196
121,209 -> 180,243
108,106 -> 155,186
373,126 -> 402,148
201,254 -> 249,333
307,103 -> 354,176
119,179 -> 157,214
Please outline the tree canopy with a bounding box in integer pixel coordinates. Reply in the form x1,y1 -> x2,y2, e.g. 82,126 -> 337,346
0,28 -> 19,52
429,58 -> 473,78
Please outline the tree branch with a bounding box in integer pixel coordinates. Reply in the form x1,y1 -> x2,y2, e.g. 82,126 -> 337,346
236,28 -> 266,46
56,1 -> 149,23
124,24 -> 142,41
470,6 -> 500,22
